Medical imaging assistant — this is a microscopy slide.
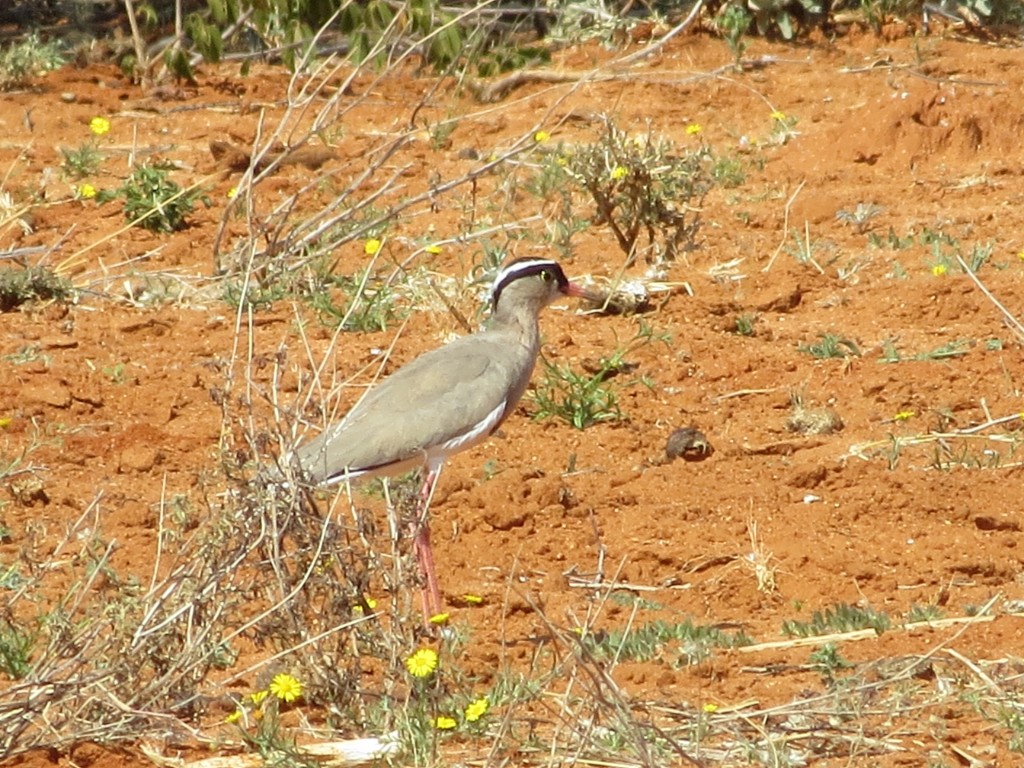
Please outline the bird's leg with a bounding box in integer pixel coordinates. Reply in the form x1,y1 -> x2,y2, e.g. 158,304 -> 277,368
411,468 -> 442,623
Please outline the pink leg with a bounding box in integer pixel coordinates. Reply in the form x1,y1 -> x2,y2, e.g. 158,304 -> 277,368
411,469 -> 443,624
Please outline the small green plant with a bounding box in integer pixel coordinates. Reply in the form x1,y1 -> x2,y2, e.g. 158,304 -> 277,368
836,202 -> 883,235
228,674 -> 311,765
530,323 -> 666,430
0,619 -> 35,679
869,227 -> 914,251
3,345 -> 50,366
808,642 -> 853,685
785,225 -> 822,270
312,270 -> 406,332
61,143 -> 103,179
965,241 -> 994,272
881,339 -> 972,363
102,362 -> 127,384
712,155 -> 746,188
110,162 -> 210,233
530,357 -> 623,430
582,618 -> 751,665
733,312 -> 758,336
769,109 -> 800,145
0,32 -> 64,90
799,333 -> 860,359
782,603 -> 891,638
0,266 -> 73,311
906,604 -> 944,623
918,227 -> 959,247
718,4 -> 751,65
561,120 -> 714,266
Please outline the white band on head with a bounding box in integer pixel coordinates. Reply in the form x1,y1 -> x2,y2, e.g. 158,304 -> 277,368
490,258 -> 565,306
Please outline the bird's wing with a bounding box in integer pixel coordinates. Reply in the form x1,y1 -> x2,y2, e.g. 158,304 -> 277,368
293,334 -> 533,483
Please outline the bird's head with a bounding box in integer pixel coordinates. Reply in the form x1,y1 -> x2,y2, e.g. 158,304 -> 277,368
490,258 -> 592,314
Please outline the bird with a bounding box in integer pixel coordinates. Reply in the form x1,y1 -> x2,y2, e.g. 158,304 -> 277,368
278,257 -> 593,621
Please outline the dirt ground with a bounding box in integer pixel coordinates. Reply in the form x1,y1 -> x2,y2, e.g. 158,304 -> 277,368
2,18 -> 1024,768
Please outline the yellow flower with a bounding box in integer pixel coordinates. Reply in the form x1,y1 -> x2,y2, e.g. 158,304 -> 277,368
249,689 -> 268,706
534,130 -> 550,143
89,116 -> 111,136
462,594 -> 483,605
464,697 -> 489,722
894,410 -> 915,421
686,123 -> 702,135
434,716 -> 457,730
610,165 -> 628,180
352,595 -> 378,614
225,709 -> 243,724
702,702 -> 718,713
0,417 -> 11,429
269,673 -> 303,703
425,244 -> 442,255
1017,251 -> 1024,262
770,110 -> 787,121
405,647 -> 438,678
931,263 -> 947,276
227,187 -> 238,199
428,612 -> 450,625
78,183 -> 96,199
364,238 -> 381,256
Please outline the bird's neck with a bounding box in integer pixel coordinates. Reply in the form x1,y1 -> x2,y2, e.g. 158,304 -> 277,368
488,306 -> 541,351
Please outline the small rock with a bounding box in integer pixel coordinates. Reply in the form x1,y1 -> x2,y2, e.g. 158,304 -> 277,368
666,426 -> 713,462
9,475 -> 49,506
118,445 -> 160,473
786,405 -> 844,435
27,382 -> 72,408
40,336 -> 78,350
482,506 -> 531,531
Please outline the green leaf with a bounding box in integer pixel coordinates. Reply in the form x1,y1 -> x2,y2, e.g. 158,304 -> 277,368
776,10 -> 794,39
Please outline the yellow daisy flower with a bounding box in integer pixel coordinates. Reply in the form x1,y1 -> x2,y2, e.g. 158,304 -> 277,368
364,238 -> 381,256
78,183 -> 96,199
931,263 -> 947,276
434,716 -> 457,730
425,244 -> 442,255
269,673 -> 303,703
770,110 -> 787,121
894,410 -> 915,421
534,130 -> 550,143
89,116 -> 111,136
405,647 -> 438,678
249,689 -> 268,706
685,123 -> 702,135
464,697 -> 489,722
610,166 -> 628,180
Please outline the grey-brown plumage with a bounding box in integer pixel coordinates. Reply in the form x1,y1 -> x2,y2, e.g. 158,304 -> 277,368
279,257 -> 591,619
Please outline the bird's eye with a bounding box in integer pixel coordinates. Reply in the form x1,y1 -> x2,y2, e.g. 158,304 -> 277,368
539,270 -> 553,282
